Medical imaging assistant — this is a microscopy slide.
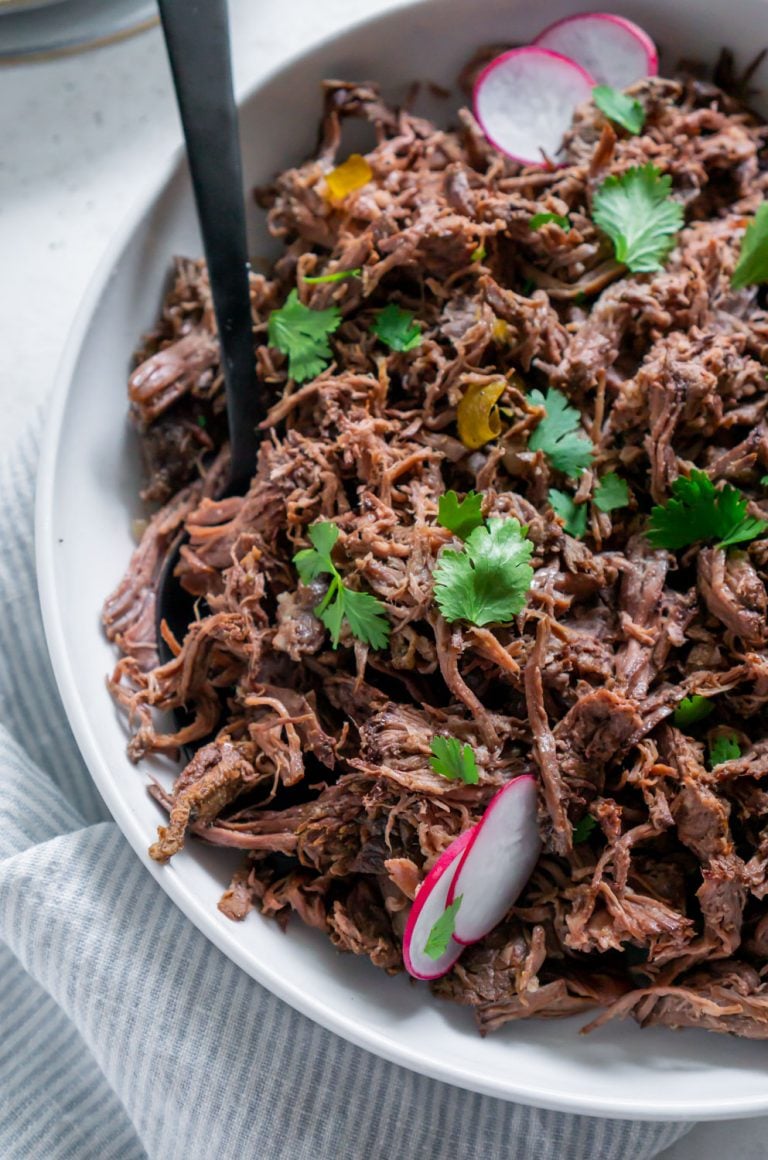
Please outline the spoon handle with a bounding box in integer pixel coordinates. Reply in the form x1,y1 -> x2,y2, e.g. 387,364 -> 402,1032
157,0 -> 260,486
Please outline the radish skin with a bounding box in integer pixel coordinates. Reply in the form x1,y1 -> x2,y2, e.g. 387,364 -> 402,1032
473,47 -> 595,166
402,829 -> 473,980
534,12 -> 658,88
448,775 -> 541,945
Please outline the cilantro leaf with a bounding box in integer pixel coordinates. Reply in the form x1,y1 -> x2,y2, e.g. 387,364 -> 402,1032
340,588 -> 391,651
437,490 -> 484,541
593,85 -> 645,134
317,584 -> 346,646
424,895 -> 462,960
470,242 -> 487,262
761,474 -> 768,487
294,521 -> 340,582
593,473 -> 630,513
528,388 -> 593,477
305,520 -> 339,560
303,267 -> 362,284
433,518 -> 534,627
429,736 -> 479,784
530,212 -> 571,231
709,734 -> 741,768
731,203 -> 768,290
549,488 -> 587,538
647,469 -> 768,550
268,289 -> 341,382
593,164 -> 684,274
673,695 -> 713,728
371,304 -> 421,352
313,576 -> 390,650
572,814 -> 597,844
293,521 -> 390,649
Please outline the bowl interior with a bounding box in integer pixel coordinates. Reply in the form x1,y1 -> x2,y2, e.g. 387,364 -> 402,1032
37,0 -> 768,1120
0,0 -> 68,11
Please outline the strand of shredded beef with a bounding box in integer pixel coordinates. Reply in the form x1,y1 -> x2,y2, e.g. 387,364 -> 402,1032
103,67 -> 768,1038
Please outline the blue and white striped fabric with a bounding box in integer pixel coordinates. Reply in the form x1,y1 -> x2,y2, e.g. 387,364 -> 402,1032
0,422 -> 695,1159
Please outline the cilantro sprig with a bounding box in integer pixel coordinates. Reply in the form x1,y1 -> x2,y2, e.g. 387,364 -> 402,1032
424,895 -> 462,960
572,814 -> 597,844
673,695 -> 713,728
268,290 -> 341,382
371,304 -> 422,352
593,164 -> 684,274
549,488 -> 587,539
437,490 -> 484,541
593,85 -> 645,135
433,518 -> 534,627
593,473 -> 630,513
293,522 -> 390,649
647,470 -> 767,551
731,203 -> 768,291
429,736 -> 479,784
303,267 -> 362,284
530,212 -> 571,232
709,734 -> 741,768
549,474 -> 629,539
528,388 -> 593,477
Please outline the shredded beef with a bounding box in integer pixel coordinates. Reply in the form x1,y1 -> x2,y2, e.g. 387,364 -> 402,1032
105,67 -> 768,1039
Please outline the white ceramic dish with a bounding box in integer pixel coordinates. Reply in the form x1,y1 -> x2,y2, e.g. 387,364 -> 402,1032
0,0 -> 155,62
0,0 -> 68,14
37,0 -> 768,1120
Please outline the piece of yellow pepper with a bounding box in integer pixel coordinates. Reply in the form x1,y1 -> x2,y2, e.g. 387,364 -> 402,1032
457,381 -> 506,450
492,317 -> 509,344
325,154 -> 373,201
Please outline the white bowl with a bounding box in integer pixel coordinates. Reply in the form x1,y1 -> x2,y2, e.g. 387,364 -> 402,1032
37,0 -> 768,1120
0,0 -> 156,61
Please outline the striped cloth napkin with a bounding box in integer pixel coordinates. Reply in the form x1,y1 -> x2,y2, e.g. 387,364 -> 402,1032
0,422 -> 694,1159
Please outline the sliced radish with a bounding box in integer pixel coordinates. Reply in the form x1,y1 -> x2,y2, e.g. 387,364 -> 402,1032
447,775 -> 541,945
402,830 -> 473,980
473,46 -> 595,166
534,12 -> 658,88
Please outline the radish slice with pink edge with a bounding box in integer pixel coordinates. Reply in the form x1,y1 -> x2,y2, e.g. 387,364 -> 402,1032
534,12 -> 658,88
402,829 -> 473,980
447,775 -> 541,946
473,47 -> 595,166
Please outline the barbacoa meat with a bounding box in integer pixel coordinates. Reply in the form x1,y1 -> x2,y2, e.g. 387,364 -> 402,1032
104,66 -> 768,1039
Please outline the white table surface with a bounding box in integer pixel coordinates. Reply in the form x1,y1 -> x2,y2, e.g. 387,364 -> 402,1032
0,1 -> 764,1153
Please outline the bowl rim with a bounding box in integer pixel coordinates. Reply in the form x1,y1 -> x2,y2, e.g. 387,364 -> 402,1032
34,0 -> 768,1120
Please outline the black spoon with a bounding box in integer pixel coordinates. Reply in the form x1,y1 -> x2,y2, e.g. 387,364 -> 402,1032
155,0 -> 261,658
